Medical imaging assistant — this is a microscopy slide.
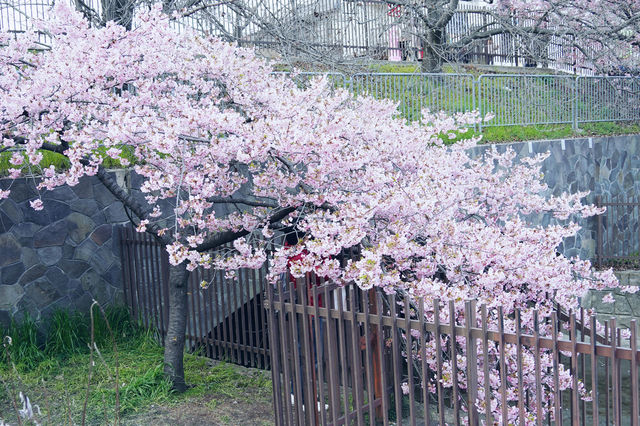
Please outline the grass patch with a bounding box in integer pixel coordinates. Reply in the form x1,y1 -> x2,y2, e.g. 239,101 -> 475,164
0,307 -> 272,424
479,121 -> 640,143
0,145 -> 136,177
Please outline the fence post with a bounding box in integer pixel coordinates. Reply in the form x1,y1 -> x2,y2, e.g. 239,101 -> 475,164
465,300 -> 479,425
476,76 -> 482,133
572,76 -> 579,131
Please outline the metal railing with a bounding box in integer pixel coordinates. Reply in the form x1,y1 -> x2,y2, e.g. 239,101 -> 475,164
0,0 -> 599,74
275,72 -> 640,128
266,276 -> 640,425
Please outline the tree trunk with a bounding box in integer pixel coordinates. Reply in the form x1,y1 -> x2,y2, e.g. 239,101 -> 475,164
164,263 -> 189,392
421,29 -> 444,73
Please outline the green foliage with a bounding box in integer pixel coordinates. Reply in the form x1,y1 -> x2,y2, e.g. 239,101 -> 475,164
0,307 -> 272,424
0,306 -> 139,371
0,145 -> 136,176
44,310 -> 89,357
1,314 -> 44,370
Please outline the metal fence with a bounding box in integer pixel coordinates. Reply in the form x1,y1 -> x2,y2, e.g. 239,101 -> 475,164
266,276 -> 640,425
119,226 -> 270,369
0,0 -> 594,73
596,196 -> 640,268
276,72 -> 640,128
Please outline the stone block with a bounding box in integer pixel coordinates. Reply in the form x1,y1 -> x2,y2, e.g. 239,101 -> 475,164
614,297 -> 633,315
17,264 -> 47,286
45,267 -> 69,290
43,186 -> 77,203
70,199 -> 99,217
91,224 -> 113,246
94,183 -> 117,208
34,221 -> 68,247
89,245 -> 115,275
0,284 -> 24,310
615,271 -> 630,286
12,222 -> 42,239
80,270 -> 111,305
5,180 -> 37,203
74,239 -> 98,262
0,234 -> 21,267
66,212 -> 96,244
1,262 -> 25,285
58,259 -> 90,279
24,278 -> 61,309
21,248 -> 40,269
37,246 -> 63,267
1,199 -> 23,224
589,291 -> 614,314
71,177 -> 93,199
628,272 -> 640,287
104,203 -> 128,223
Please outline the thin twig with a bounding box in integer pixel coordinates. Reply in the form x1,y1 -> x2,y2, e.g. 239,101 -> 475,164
81,301 -> 99,426
1,337 -> 22,426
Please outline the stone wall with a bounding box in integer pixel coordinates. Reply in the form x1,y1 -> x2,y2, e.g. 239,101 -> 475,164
468,134 -> 640,261
0,171 -> 129,328
582,270 -> 640,328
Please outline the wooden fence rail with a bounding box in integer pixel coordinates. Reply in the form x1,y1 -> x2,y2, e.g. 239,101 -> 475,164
265,275 -> 640,426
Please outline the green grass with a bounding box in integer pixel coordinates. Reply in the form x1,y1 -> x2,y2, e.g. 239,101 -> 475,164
0,307 -> 272,424
0,145 -> 136,177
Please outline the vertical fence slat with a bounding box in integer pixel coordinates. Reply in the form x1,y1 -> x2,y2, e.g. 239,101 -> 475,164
449,301 -> 460,426
418,298 -> 430,426
313,285 -> 327,426
516,308 -> 525,423
376,290 -> 390,426
465,300 -> 478,426
611,318 -> 620,426
534,310 -> 543,426
632,320 -> 639,426
325,284 -> 340,426
404,296 -> 416,426
434,299 -> 445,426
481,304 -> 492,426
390,293 -> 403,426
336,286 -> 351,424
287,279 -> 305,426
266,283 -> 285,426
362,290 -> 376,426
298,277 -> 317,426
590,314 -> 599,426
349,286 -> 365,426
498,306 -> 508,426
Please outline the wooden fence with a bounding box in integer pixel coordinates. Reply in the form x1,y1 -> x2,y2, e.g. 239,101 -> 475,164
265,275 -> 640,425
596,196 -> 640,268
119,226 -> 270,369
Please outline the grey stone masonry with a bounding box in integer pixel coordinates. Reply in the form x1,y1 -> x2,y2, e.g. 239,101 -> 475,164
581,271 -> 640,329
468,134 -> 640,261
0,171 -> 129,328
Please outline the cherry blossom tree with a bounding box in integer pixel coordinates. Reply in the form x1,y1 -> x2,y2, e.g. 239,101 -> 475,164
0,4 -> 630,419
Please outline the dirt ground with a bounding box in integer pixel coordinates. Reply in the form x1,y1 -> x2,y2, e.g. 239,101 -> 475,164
121,394 -> 274,426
